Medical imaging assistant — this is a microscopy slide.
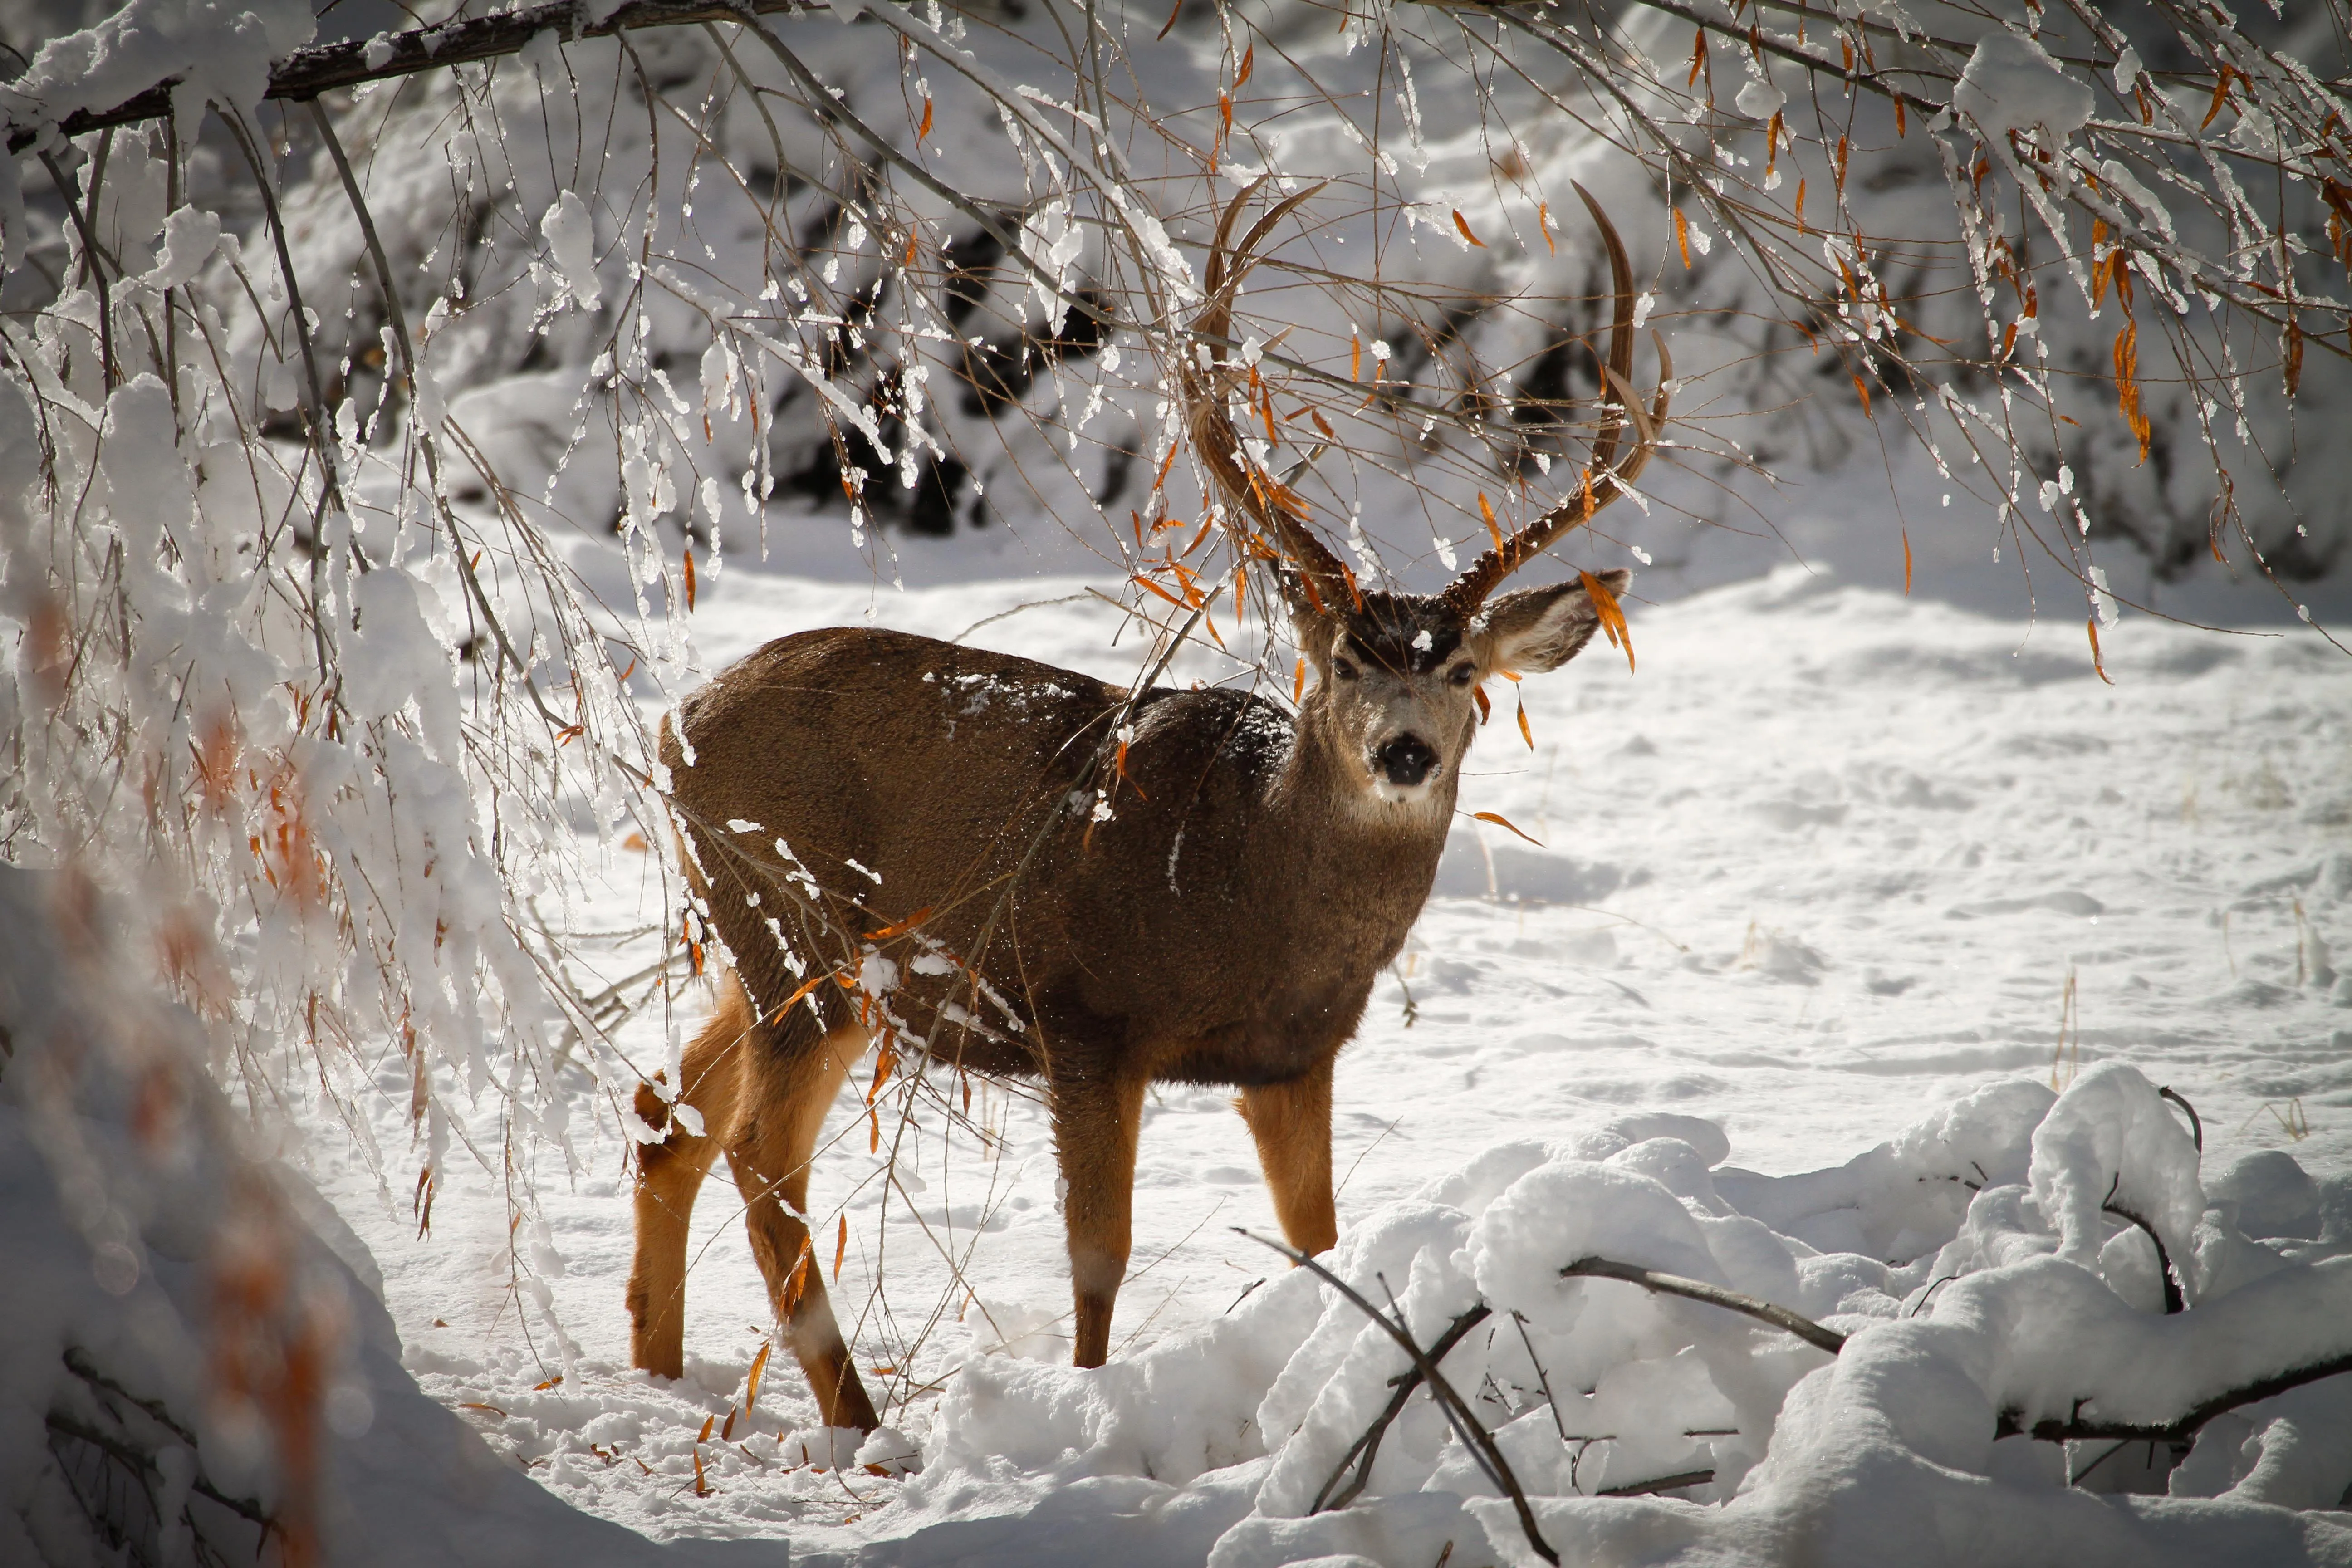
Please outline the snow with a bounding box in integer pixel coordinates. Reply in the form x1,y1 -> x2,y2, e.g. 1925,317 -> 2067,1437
271,552 -> 2352,1564
0,0 -> 311,141
541,192 -> 603,315
1954,29 -> 2096,144
0,864 -> 683,1566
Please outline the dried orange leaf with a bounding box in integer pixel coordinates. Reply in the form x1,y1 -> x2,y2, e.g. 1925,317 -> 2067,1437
865,906 -> 934,940
1453,209 -> 1485,247
1473,810 -> 1544,847
1132,573 -> 1187,608
1478,491 -> 1504,552
835,1214 -> 849,1282
2087,616 -> 2115,685
917,96 -> 933,140
1235,42 -> 1254,87
1579,569 -> 1636,673
1901,528 -> 1914,596
746,1341 -> 772,1409
2202,65 -> 2235,130
1516,700 -> 1534,749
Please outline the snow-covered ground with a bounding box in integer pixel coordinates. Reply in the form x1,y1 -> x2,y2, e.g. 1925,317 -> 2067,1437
296,542 -> 2352,1563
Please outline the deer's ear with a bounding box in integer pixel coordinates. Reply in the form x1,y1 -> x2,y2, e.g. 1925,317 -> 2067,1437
1476,570 -> 1632,673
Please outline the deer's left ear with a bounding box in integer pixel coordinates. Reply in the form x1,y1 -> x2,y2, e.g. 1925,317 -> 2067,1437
1475,569 -> 1632,673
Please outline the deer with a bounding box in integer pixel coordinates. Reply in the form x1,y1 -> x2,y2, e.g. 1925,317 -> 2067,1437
625,181 -> 1668,1433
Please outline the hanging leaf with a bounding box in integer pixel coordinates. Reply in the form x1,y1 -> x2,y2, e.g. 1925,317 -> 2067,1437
2087,616 -> 2115,685
1473,810 -> 1544,847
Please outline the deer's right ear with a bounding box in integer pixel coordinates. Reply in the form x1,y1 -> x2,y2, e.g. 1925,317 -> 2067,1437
1476,570 -> 1632,673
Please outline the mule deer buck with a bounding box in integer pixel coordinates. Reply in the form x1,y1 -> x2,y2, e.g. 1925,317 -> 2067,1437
627,183 -> 1667,1431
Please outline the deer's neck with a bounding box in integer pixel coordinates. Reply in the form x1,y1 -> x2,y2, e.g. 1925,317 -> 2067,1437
1262,709 -> 1457,907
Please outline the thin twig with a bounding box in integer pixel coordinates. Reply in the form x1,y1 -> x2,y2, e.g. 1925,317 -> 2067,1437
1595,1467 -> 1714,1497
1312,1304 -> 1494,1514
1240,1230 -> 1556,1564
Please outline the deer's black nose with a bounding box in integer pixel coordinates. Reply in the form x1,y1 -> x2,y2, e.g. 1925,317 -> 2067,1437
1375,735 -> 1438,787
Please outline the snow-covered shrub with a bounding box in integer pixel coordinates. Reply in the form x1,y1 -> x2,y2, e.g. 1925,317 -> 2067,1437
0,862 -> 669,1565
922,1067 -> 2352,1567
0,0 -> 682,1308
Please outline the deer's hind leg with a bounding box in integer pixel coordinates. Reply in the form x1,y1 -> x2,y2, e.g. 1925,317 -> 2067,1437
724,1005 -> 880,1433
1238,1057 -> 1338,1257
629,973 -> 755,1379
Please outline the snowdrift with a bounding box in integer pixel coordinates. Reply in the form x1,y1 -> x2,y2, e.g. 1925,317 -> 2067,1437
0,865 -> 680,1566
901,1072 -> 2352,1567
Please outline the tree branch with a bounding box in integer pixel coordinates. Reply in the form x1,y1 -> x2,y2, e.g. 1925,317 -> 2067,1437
8,0 -> 824,150
1561,1255 -> 1849,1356
1996,1349 -> 2352,1445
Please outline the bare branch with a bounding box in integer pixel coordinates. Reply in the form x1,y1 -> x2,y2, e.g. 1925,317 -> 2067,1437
1560,1255 -> 1848,1356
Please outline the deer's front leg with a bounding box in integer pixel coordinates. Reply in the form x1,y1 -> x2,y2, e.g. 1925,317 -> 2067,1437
1051,1068 -> 1148,1368
1238,1058 -> 1337,1257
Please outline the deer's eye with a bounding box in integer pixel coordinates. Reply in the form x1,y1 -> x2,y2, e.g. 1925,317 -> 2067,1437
1447,663 -> 1476,686
1331,657 -> 1359,681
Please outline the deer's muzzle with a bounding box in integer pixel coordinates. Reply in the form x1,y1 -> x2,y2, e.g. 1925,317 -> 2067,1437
1373,734 -> 1438,788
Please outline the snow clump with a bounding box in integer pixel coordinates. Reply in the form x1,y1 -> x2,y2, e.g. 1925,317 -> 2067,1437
1954,29 -> 2095,143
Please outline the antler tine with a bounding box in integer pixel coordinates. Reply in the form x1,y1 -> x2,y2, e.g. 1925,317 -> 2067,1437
1441,184 -> 1668,617
1179,181 -> 1356,618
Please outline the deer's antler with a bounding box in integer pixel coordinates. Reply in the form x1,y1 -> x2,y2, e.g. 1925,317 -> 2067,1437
1181,178 -> 1357,618
1441,184 -> 1670,617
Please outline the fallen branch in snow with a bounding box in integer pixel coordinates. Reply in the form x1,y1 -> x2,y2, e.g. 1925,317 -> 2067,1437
1994,1348 -> 2352,1446
2159,1086 -> 2204,1153
1312,1304 -> 1494,1514
1240,1230 -> 1558,1565
1559,1256 -> 1849,1356
2099,1186 -> 2185,1314
1596,1467 -> 1715,1498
